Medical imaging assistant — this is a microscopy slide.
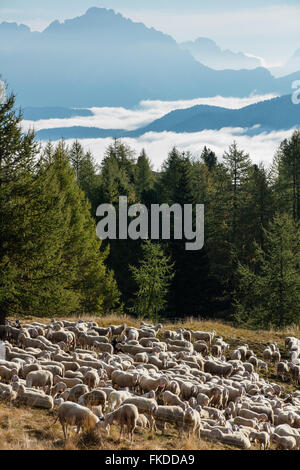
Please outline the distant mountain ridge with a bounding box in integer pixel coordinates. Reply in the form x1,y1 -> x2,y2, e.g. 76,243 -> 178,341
23,107 -> 93,121
0,7 -> 299,108
180,37 -> 261,70
35,94 -> 300,140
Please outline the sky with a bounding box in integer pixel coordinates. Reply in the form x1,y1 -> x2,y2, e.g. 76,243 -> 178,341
1,1 -> 300,64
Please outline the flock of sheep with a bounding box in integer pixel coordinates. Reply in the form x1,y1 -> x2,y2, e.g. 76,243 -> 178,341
0,318 -> 300,450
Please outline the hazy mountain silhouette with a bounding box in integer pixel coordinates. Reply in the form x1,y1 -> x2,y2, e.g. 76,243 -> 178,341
36,126 -> 124,140
23,107 -> 93,120
131,95 -> 300,135
1,8 -> 299,108
180,38 -> 261,70
35,95 -> 300,140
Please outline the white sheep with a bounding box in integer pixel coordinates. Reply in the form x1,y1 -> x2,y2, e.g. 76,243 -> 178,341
100,404 -> 139,443
54,401 -> 101,440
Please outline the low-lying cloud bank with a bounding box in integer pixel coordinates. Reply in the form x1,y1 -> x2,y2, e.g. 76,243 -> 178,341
40,127 -> 293,171
23,94 -> 278,133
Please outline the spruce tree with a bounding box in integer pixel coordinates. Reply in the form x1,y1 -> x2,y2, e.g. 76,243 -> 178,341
135,149 -> 154,202
0,92 -> 39,320
201,146 -> 217,172
46,144 -> 120,315
223,141 -> 251,245
234,213 -> 300,328
77,151 -> 102,217
274,131 -> 300,222
68,140 -> 85,180
129,240 -> 174,321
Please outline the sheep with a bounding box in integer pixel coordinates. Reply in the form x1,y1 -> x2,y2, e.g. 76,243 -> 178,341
42,364 -> 64,378
111,370 -> 140,390
183,407 -> 201,438
208,386 -> 224,409
65,370 -> 83,379
192,330 -> 216,346
54,401 -> 101,440
108,390 -> 133,412
248,356 -> 259,370
263,348 -> 272,362
0,383 -> 13,402
211,345 -> 222,358
274,411 -> 294,427
136,414 -> 150,429
100,403 -> 138,443
154,405 -> 185,437
271,433 -> 297,450
78,390 -> 107,413
246,404 -> 274,424
274,424 -> 300,448
13,383 -> 54,410
193,341 -> 209,355
61,361 -> 80,372
272,351 -> 281,364
204,361 -> 233,378
21,363 -> 42,379
232,416 -> 259,429
257,360 -> 268,372
50,382 -> 67,398
66,384 -> 89,403
122,396 -> 158,431
290,364 -> 300,384
162,390 -> 187,410
210,428 -> 251,449
166,380 -> 181,397
197,393 -> 210,408
277,362 -> 290,382
0,365 -> 18,383
110,324 -> 127,338
53,376 -> 82,388
83,370 -> 99,390
177,380 -> 198,401
139,375 -> 169,394
238,408 -> 268,423
26,370 -> 53,390
93,327 -> 111,337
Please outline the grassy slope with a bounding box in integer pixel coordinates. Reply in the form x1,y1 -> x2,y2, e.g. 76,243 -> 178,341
0,314 -> 299,450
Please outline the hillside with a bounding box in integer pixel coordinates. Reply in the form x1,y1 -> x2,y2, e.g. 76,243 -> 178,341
1,8 -> 299,108
0,314 -> 298,451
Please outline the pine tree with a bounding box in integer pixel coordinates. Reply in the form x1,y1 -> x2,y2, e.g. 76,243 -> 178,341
223,141 -> 251,245
77,151 -> 101,217
0,92 -> 39,321
274,131 -> 300,222
68,140 -> 85,180
234,213 -> 300,328
241,163 -> 274,258
135,149 -> 154,202
201,146 -> 217,172
45,144 -> 120,315
129,241 -> 174,321
0,92 -> 120,320
158,147 -> 184,203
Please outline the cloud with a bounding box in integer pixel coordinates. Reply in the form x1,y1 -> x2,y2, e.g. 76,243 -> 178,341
39,127 -> 293,171
22,93 -> 278,133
